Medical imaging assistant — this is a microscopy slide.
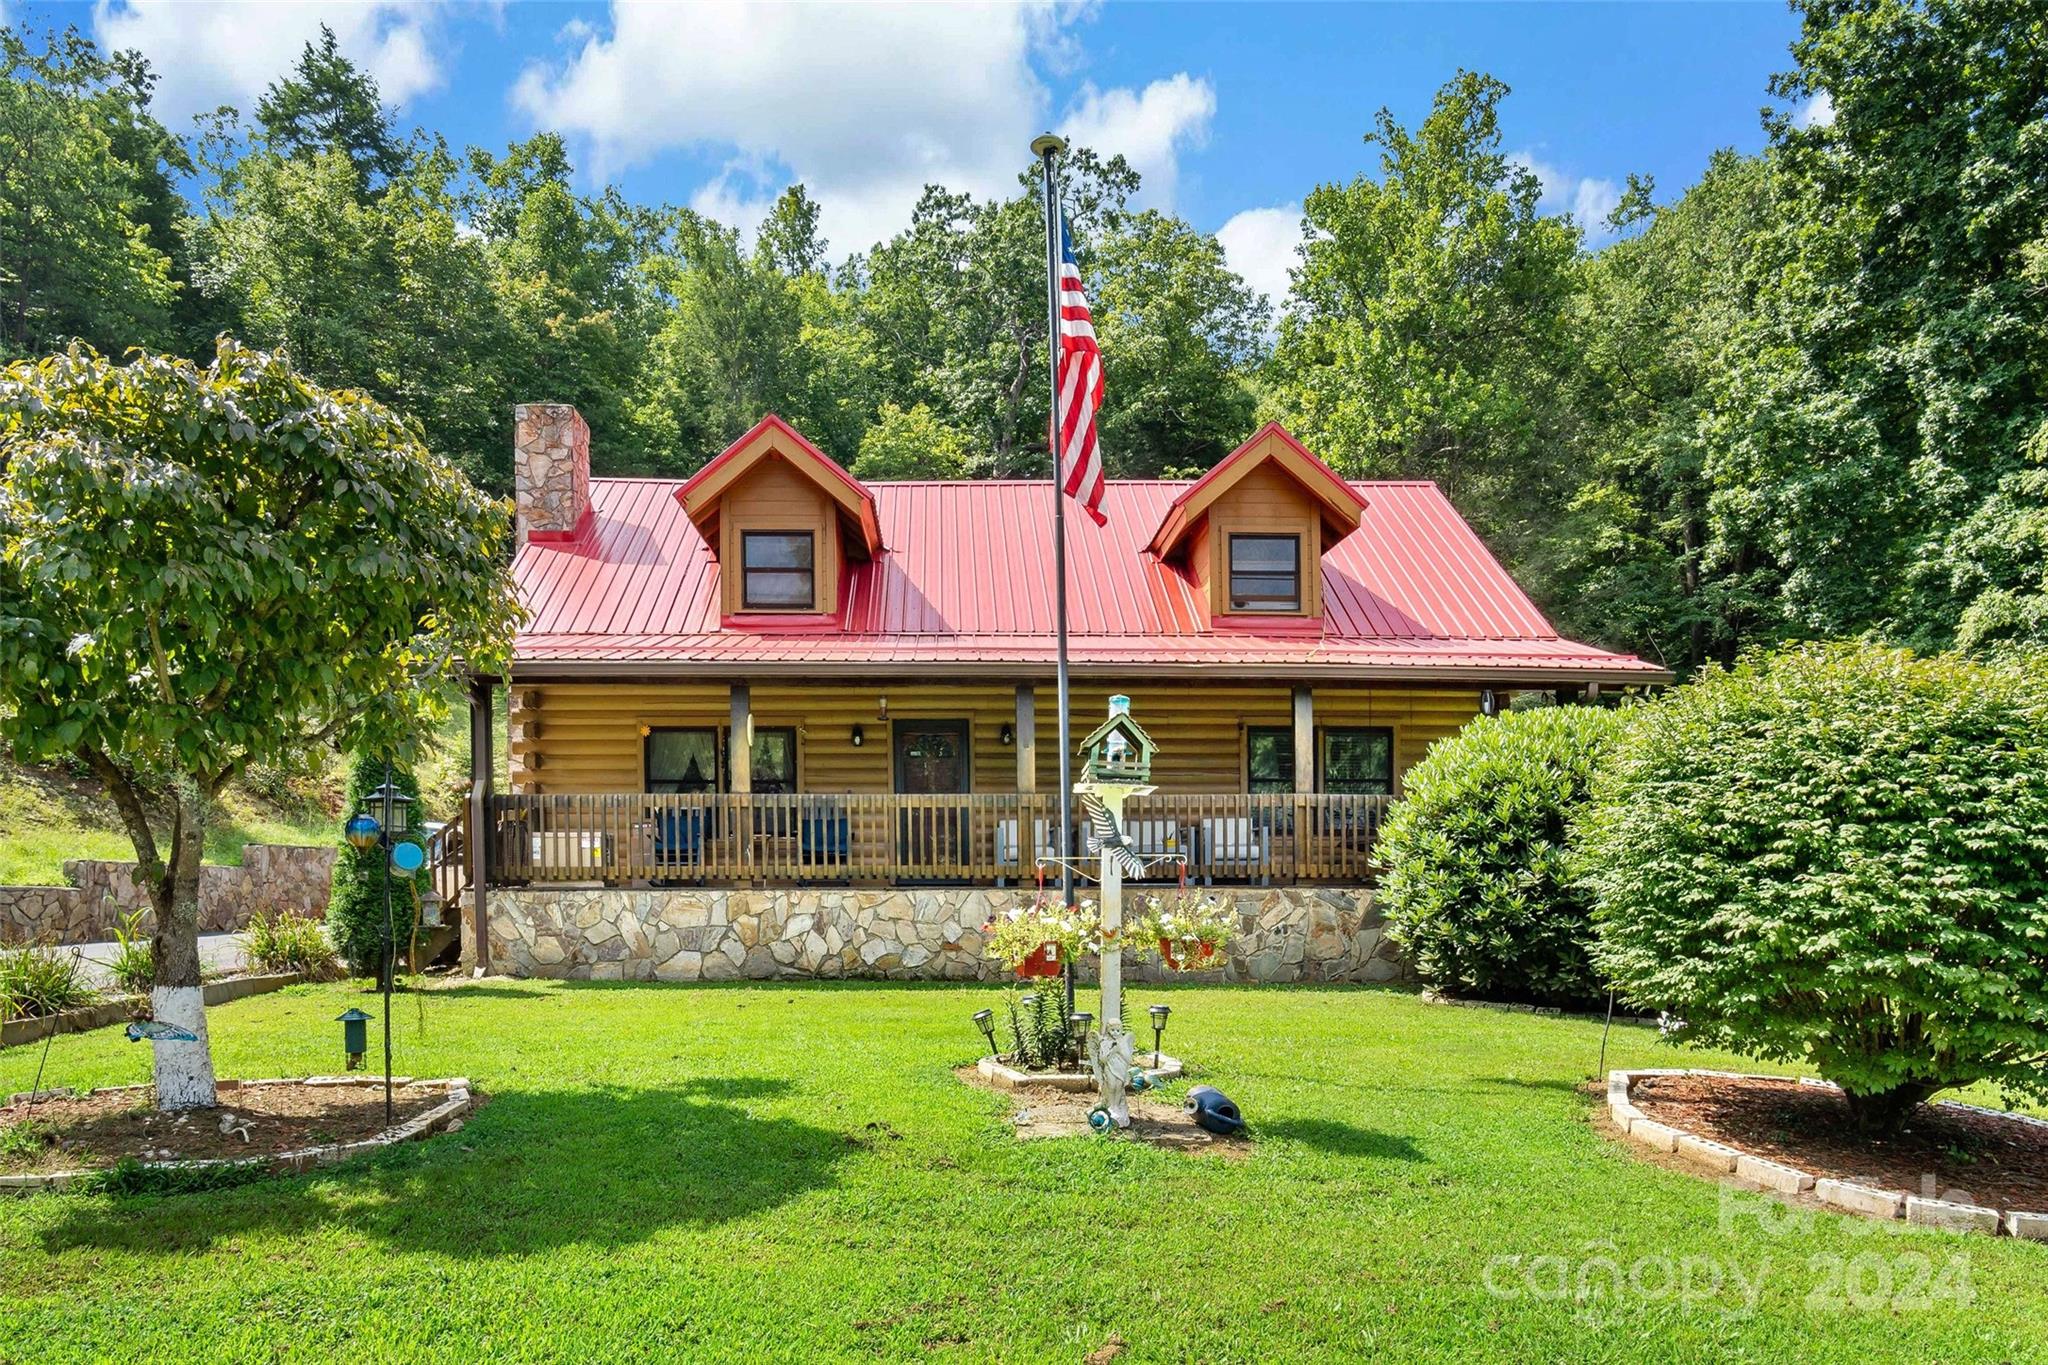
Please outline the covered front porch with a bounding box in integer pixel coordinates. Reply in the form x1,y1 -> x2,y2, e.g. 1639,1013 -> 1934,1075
446,675 -> 1510,892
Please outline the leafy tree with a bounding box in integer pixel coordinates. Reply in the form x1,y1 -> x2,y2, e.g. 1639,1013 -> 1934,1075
1091,210 -> 1265,476
0,339 -> 519,1109
327,749 -> 428,984
466,134 -> 666,486
851,402 -> 971,479
254,25 -> 406,189
1263,71 -> 1585,562
1548,152 -> 1777,674
194,137 -> 514,490
1378,705 -> 1624,1007
1707,0 -> 2048,647
0,26 -> 177,357
1579,643 -> 2048,1135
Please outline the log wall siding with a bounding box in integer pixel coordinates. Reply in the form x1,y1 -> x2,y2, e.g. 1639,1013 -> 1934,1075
508,682 -> 1481,797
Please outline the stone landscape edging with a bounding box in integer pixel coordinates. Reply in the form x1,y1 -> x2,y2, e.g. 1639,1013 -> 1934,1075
1607,1068 -> 2048,1241
0,1075 -> 473,1195
976,1052 -> 1184,1093
0,972 -> 302,1049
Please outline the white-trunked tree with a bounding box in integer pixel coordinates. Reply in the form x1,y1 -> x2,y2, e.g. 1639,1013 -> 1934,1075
0,339 -> 519,1109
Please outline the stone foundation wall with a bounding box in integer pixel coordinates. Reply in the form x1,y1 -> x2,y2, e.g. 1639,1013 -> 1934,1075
477,885 -> 1404,984
0,844 -> 337,945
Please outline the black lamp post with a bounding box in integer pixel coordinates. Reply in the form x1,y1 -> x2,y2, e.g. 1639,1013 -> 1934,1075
345,765 -> 412,1125
972,1008 -> 997,1059
1148,1003 -> 1171,1067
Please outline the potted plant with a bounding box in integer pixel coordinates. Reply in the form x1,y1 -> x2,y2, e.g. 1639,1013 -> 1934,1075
1133,892 -> 1235,971
983,898 -> 1104,978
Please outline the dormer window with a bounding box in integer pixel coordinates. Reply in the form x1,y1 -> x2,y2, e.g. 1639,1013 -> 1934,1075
741,531 -> 816,610
1229,534 -> 1300,612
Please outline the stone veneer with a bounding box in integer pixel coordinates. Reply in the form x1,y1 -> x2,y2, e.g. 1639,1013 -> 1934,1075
0,845 -> 336,945
475,885 -> 1404,984
513,402 -> 590,541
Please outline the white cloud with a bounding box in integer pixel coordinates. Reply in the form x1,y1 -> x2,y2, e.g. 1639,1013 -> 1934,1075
513,2 -> 1206,258
1794,89 -> 1835,130
1508,151 -> 1622,241
1058,73 -> 1214,211
93,1 -> 447,126
515,2 -> 1060,256
1216,203 -> 1302,315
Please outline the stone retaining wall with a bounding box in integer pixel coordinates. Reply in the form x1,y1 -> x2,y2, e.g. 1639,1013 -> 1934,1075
0,845 -> 336,945
476,885 -> 1404,984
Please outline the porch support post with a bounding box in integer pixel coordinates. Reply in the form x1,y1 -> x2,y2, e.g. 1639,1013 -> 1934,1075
1292,684 -> 1315,883
467,673 -> 495,974
1292,685 -> 1315,793
1014,685 -> 1036,792
728,684 -> 752,792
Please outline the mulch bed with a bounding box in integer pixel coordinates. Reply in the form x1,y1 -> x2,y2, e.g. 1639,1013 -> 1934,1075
955,1065 -> 1249,1155
0,1081 -> 451,1174
1632,1073 -> 2048,1210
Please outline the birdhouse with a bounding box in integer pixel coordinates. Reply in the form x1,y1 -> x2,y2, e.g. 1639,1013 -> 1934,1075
1080,695 -> 1156,784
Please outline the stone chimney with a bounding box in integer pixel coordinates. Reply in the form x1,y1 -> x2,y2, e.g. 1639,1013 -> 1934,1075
513,403 -> 591,542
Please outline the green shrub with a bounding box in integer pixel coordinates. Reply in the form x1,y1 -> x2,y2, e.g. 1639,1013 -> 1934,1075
246,910 -> 341,980
106,909 -> 154,996
326,750 -> 428,982
0,940 -> 97,1020
1578,643 -> 2048,1134
1377,705 -> 1624,1007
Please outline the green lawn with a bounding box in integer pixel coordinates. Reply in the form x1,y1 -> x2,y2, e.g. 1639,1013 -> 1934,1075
2,982 -> 2041,1362
0,760 -> 339,886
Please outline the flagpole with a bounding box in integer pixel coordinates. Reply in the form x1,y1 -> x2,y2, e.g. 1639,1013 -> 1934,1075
1031,133 -> 1079,982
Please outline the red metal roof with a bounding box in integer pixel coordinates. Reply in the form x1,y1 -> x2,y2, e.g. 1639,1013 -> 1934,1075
512,477 -> 1669,682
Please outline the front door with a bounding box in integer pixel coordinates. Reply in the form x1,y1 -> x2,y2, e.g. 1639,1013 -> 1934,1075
894,721 -> 969,873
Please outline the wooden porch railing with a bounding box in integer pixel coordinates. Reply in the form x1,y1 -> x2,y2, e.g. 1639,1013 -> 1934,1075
481,792 -> 1393,887
424,810 -> 468,908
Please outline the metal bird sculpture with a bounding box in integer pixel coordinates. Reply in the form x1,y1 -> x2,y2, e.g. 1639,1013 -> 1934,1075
1082,790 -> 1157,879
125,1020 -> 198,1043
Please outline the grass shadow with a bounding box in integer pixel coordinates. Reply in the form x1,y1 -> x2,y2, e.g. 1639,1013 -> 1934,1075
36,1079 -> 847,1260
1256,1117 -> 1428,1162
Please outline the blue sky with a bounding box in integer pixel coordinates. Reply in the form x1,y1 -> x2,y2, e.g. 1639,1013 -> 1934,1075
31,1 -> 1811,305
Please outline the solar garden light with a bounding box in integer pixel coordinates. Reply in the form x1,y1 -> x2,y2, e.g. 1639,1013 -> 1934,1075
972,1008 -> 998,1058
1148,1003 -> 1171,1067
337,1008 -> 372,1070
1069,1011 -> 1092,1038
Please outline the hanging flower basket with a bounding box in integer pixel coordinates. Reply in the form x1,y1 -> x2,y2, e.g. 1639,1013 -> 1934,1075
1157,938 -> 1220,971
1134,892 -> 1236,973
1015,942 -> 1064,978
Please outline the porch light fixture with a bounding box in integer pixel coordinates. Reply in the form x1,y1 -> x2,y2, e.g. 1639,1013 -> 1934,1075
1148,1003 -> 1171,1066
1480,689 -> 1499,717
972,1008 -> 997,1057
337,1007 -> 371,1070
850,724 -> 864,748
1000,723 -> 1015,746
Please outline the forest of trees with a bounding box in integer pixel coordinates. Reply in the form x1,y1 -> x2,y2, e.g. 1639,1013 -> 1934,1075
3,0 -> 2042,677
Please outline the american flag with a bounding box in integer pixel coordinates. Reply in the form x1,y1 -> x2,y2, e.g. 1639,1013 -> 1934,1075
1054,222 -> 1106,526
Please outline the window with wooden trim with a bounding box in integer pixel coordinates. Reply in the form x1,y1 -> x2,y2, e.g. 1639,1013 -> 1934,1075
1320,727 -> 1393,795
644,726 -> 797,794
740,531 -> 815,609
1228,534 -> 1300,611
749,727 -> 797,794
645,728 -> 719,793
1245,726 -> 1296,794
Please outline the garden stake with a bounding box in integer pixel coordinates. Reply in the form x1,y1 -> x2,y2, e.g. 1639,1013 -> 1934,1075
1597,988 -> 1616,1081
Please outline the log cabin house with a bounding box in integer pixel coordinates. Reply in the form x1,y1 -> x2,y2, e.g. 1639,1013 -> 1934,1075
439,404 -> 1667,979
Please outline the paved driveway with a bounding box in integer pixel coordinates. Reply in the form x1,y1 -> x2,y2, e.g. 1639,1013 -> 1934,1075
66,932 -> 248,990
